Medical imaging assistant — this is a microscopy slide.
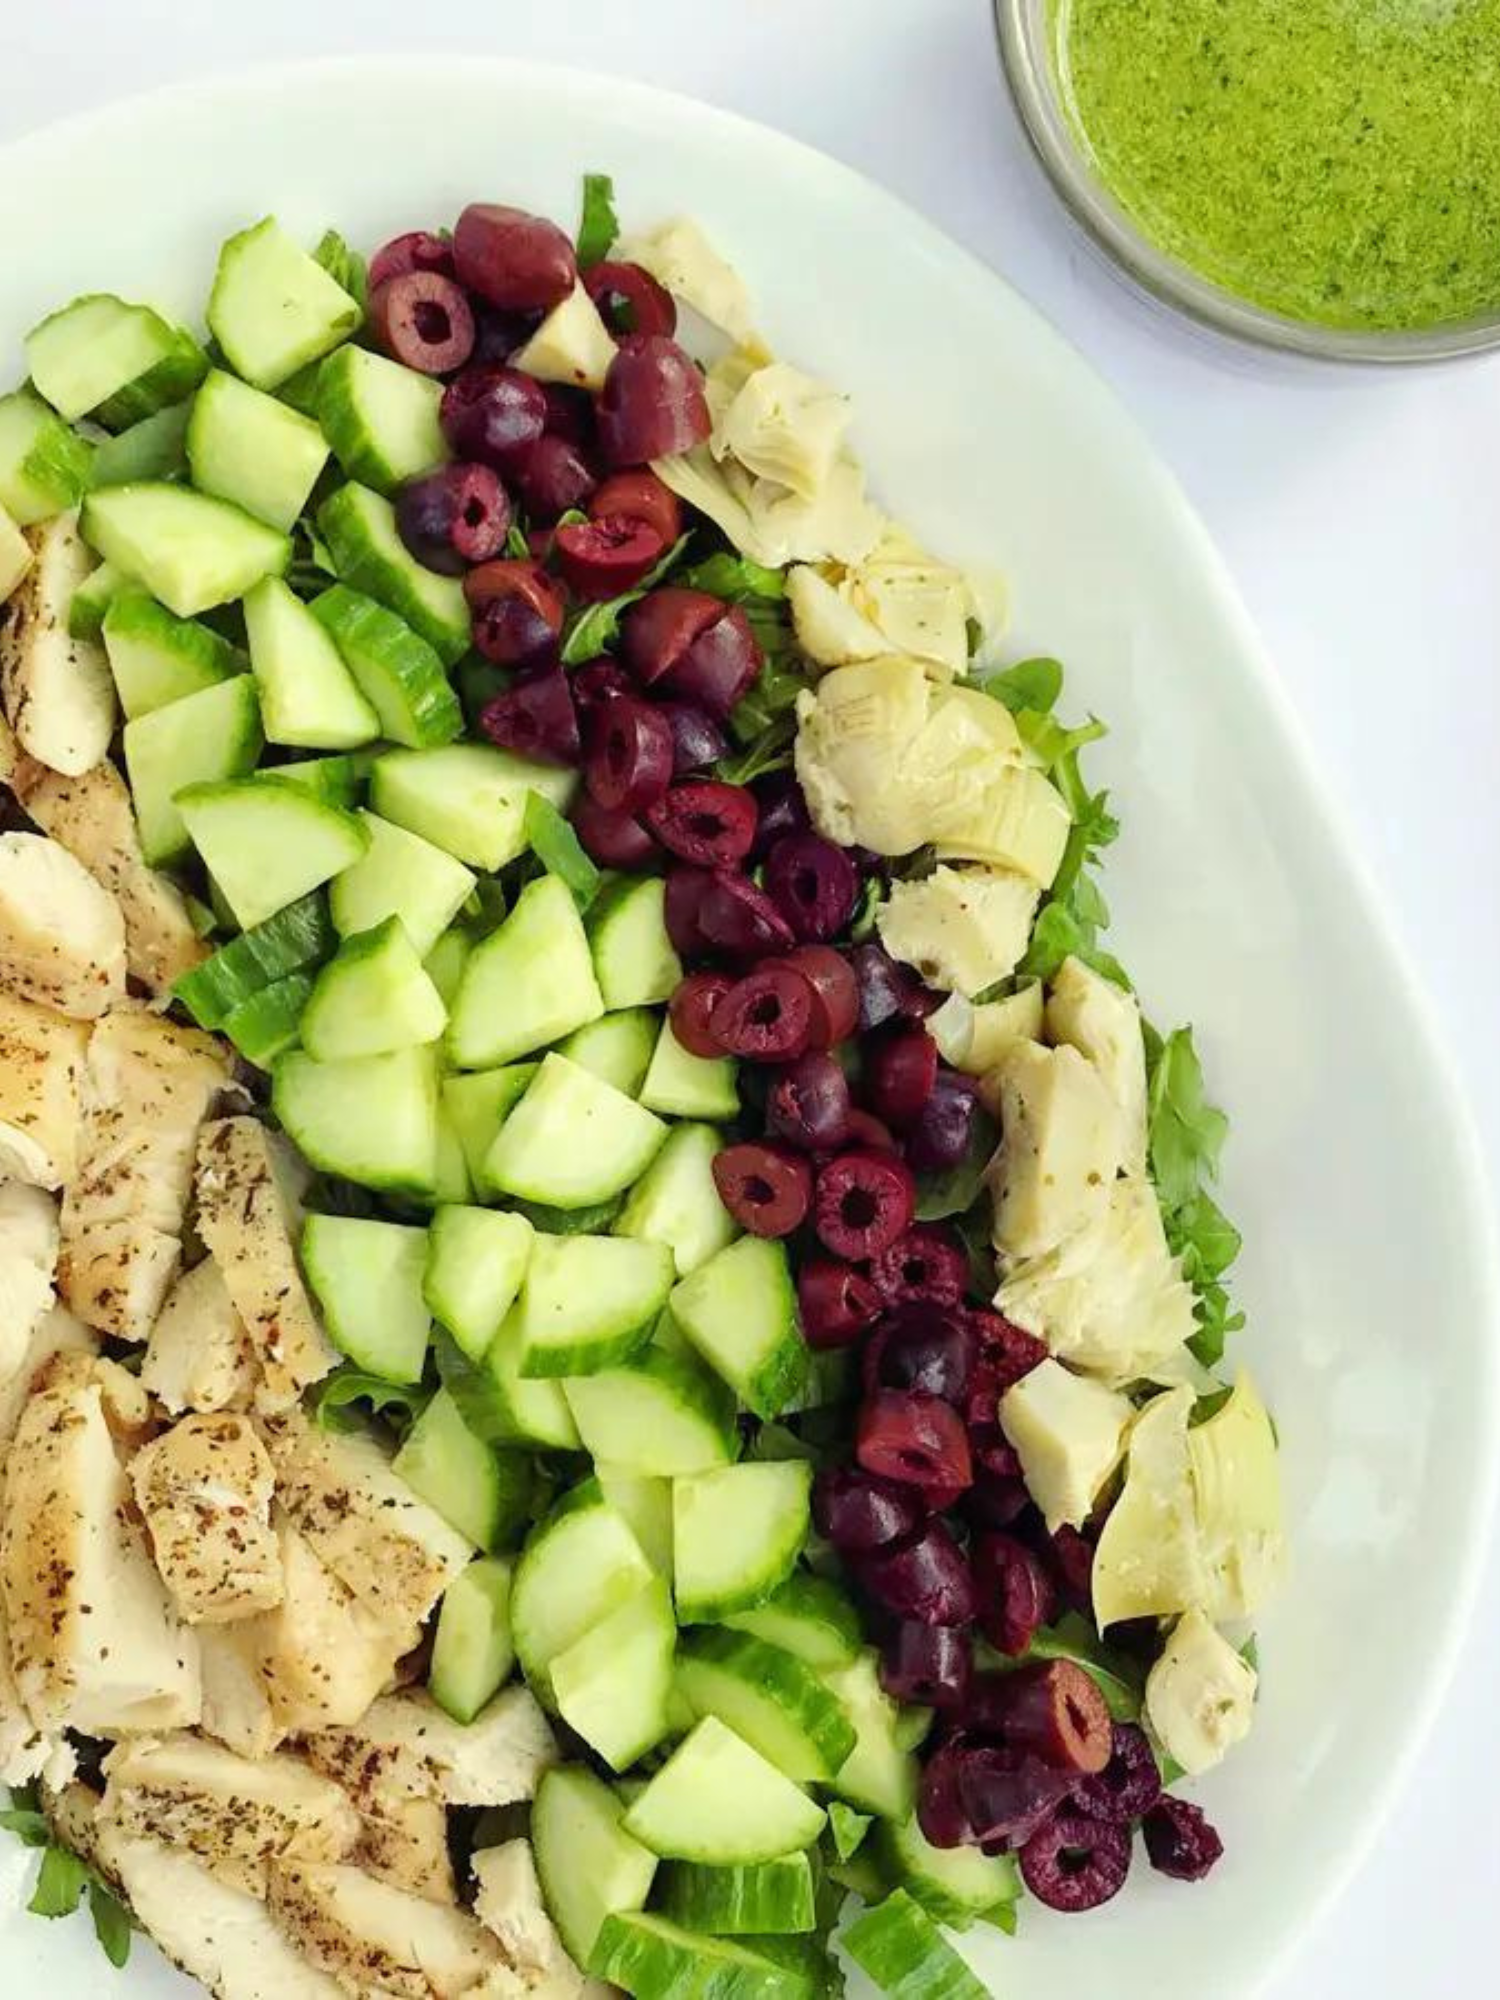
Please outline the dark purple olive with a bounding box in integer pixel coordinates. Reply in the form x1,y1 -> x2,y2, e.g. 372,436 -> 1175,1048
1141,1797 -> 1224,1881
570,657 -> 635,711
369,230 -> 454,290
750,772 -> 813,858
584,697 -> 674,815
1020,1811 -> 1132,1911
870,1227 -> 969,1311
395,464 -> 511,576
478,670 -> 579,766
597,334 -> 711,465
664,866 -> 714,957
907,1071 -> 981,1173
859,1520 -> 976,1626
1073,1724 -> 1163,1824
872,1303 -> 978,1403
983,1661 -> 1112,1776
440,366 -> 547,472
572,793 -> 657,869
880,1624 -> 973,1710
470,303 -> 542,367
973,1533 -> 1058,1658
850,941 -> 937,1033
766,1051 -> 853,1154
621,589 -> 723,687
664,606 -> 762,718
958,1746 -> 1075,1851
659,702 -> 729,775
556,519 -> 664,601
762,833 -> 859,943
646,781 -> 758,868
696,871 -> 795,958
963,1470 -> 1032,1530
584,260 -> 678,337
515,434 -> 598,522
812,1468 -> 922,1556
916,1737 -> 977,1850
454,203 -> 577,312
857,1390 -> 972,1494
369,272 -> 475,374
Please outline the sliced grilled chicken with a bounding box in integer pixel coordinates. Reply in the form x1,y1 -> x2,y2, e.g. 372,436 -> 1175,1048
0,1181 -> 59,1384
265,1411 -> 471,1633
14,755 -> 208,993
267,1860 -> 501,1999
100,1732 -> 359,1895
198,1618 -> 284,1762
1,1592 -> 76,1790
39,1780 -> 114,1885
0,1363 -> 200,1735
0,512 -> 116,776
0,988 -> 89,1188
0,831 -> 126,1017
142,1256 -> 260,1416
59,1003 -> 230,1341
253,1521 -> 417,1736
355,1794 -> 457,1906
132,1414 -> 283,1625
0,1301 -> 94,1462
196,1120 -> 336,1409
302,1686 -> 556,1811
110,1832 -> 347,2000
473,1840 -> 588,1994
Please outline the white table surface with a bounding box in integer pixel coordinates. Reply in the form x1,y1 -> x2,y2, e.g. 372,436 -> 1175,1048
4,0 -> 1497,1990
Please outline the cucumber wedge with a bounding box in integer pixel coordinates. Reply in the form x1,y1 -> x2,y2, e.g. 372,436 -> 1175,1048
430,1557 -> 514,1725
245,576 -> 381,749
300,916 -> 447,1060
440,1065 -> 538,1200
614,1122 -> 739,1279
424,928 -> 473,1007
176,779 -> 368,929
485,1053 -> 667,1210
102,586 -> 240,719
673,1462 -> 813,1625
595,1469 -> 675,1580
658,1853 -> 816,1937
0,390 -> 94,525
590,1912 -> 809,2000
221,969 -> 317,1067
511,1483 -> 654,1705
423,1206 -> 535,1361
319,344 -> 448,492
82,482 -> 290,617
532,1767 -> 657,1972
26,292 -> 206,425
123,675 -> 264,866
300,1212 -> 431,1383
563,1349 -> 737,1478
622,1717 -> 825,1864
842,1891 -> 988,2000
449,876 -> 604,1070
670,1236 -> 807,1421
639,1017 -> 740,1120
263,754 -> 370,810
92,404 -> 192,489
477,1305 -> 579,1450
875,1813 -> 1020,1928
273,1043 -> 440,1199
67,559 -> 123,640
310,584 -> 462,748
517,1234 -> 674,1379
187,368 -> 330,531
552,1576 -> 677,1772
721,1573 -> 861,1672
173,891 -> 334,1027
318,482 -> 469,665
557,1008 -> 658,1097
823,1653 -> 924,1821
394,1388 -> 528,1551
431,1108 -> 473,1208
675,1628 -> 855,1784
331,811 -> 476,958
589,875 -> 682,1010
207,216 -> 362,390
371,743 -> 575,872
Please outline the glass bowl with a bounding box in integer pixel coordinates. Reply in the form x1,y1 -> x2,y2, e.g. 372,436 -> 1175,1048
994,0 -> 1500,364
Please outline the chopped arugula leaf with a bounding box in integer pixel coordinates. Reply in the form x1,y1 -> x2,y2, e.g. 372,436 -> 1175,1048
914,1106 -> 999,1221
1019,899 -> 1129,988
715,711 -> 797,787
1145,1027 -> 1245,1364
29,1843 -> 90,1918
523,791 -> 598,912
680,552 -> 787,602
311,1367 -> 431,1438
0,1787 -> 49,1848
827,1801 -> 872,1862
313,228 -> 368,312
727,653 -> 810,745
504,522 -> 530,559
1240,1633 -> 1261,1674
559,533 -> 690,664
849,876 -> 883,943
89,1881 -> 134,1968
576,172 -> 620,267
977,654 -> 1063,715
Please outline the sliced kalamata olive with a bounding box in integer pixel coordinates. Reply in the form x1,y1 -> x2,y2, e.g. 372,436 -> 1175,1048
857,1389 -> 973,1494
588,469 -> 683,547
812,1467 -> 923,1555
395,463 -> 511,575
583,696 -> 675,815
783,945 -> 860,1048
646,781 -> 758,868
870,1227 -> 969,1312
712,1142 -> 812,1238
972,1533 -> 1058,1658
766,1052 -> 853,1154
814,1151 -> 917,1261
1141,1798 -> 1225,1881
664,606 -> 762,717
620,588 -> 723,687
880,1624 -> 973,1710
440,365 -> 547,472
571,793 -> 657,869
514,434 -> 597,521
866,1026 -> 940,1128
696,871 -> 796,958
669,972 -> 735,1059
797,1257 -> 882,1351
370,272 -> 476,374
1020,1812 -> 1132,1912
584,259 -> 679,338
478,668 -> 579,766
454,202 -> 577,311
710,966 -> 816,1062
860,1520 -> 976,1626
658,702 -> 728,776
465,559 -> 565,670
555,518 -> 664,601
762,834 -> 859,943
597,334 -> 711,465
664,866 -> 714,957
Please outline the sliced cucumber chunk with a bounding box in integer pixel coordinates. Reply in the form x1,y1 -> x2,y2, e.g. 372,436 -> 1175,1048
92,402 -> 191,491
26,292 -> 206,425
675,1628 -> 854,1785
331,810 -> 475,959
476,1304 -> 579,1450
273,1043 -> 439,1198
123,675 -> 263,866
614,1122 -> 739,1280
589,875 -> 682,1010
564,1348 -> 737,1478
553,1576 -> 677,1772
640,1017 -> 740,1120
557,1007 -> 658,1097
595,1469 -> 675,1580
424,928 -> 473,1008
372,743 -> 575,872
310,584 -> 461,749
207,215 -> 362,390
590,1911 -> 808,2000
658,1853 -> 816,1937
0,390 -> 93,525
623,1717 -> 825,1864
301,1212 -> 431,1383
518,1233 -> 673,1379
673,1462 -> 812,1625
485,1052 -> 667,1210
511,1483 -> 654,1705
82,481 -> 290,617
187,368 -> 330,531
841,1890 -> 988,2000
875,1813 -> 1019,1927
318,481 -> 469,665
533,1766 -> 657,1972
431,1107 -> 473,1208
823,1653 -> 923,1820
102,586 -> 240,718
449,876 -> 604,1071
670,1236 -> 807,1421
429,1557 -> 514,1725
221,969 -> 316,1067
264,753 -> 371,810
440,1064 -> 537,1200
300,916 -> 446,1061
67,558 -> 123,640
173,891 -> 334,1026
319,344 -> 447,492
244,577 -> 381,749
721,1573 -> 861,1671
177,778 -> 368,929
394,1387 -> 522,1550
423,1205 -> 534,1362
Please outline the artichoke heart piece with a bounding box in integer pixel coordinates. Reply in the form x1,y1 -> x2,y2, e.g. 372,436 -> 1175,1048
930,757 -> 1071,887
997,1357 -> 1132,1533
1092,1387 -> 1210,1630
617,217 -> 757,341
849,558 -> 971,680
1188,1371 -> 1285,1621
987,1041 -> 1124,1261
1145,1608 -> 1257,1777
717,361 -> 852,501
744,453 -> 882,568
877,865 -> 1038,1000
1046,956 -> 1149,1173
793,656 -> 935,855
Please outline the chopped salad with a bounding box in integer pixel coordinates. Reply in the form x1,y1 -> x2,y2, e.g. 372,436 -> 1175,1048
0,170 -> 1284,1999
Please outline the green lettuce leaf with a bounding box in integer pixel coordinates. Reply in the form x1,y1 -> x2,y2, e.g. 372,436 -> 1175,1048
680,553 -> 787,602
313,229 -> 368,312
977,655 -> 1063,715
523,791 -> 598,912
311,1367 -> 431,1438
576,172 -> 620,267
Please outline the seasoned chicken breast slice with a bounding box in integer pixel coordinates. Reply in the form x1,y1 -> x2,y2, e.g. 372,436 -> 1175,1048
0,989 -> 89,1189
0,511 -> 116,776
142,1256 -> 260,1416
0,1301 -> 94,1463
473,1840 -> 589,1995
0,831 -> 126,1018
0,1181 -> 59,1385
132,1413 -> 283,1625
267,1860 -> 501,2000
198,1618 -> 284,1762
302,1686 -> 555,1811
355,1794 -> 457,1906
252,1522 -> 417,1736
